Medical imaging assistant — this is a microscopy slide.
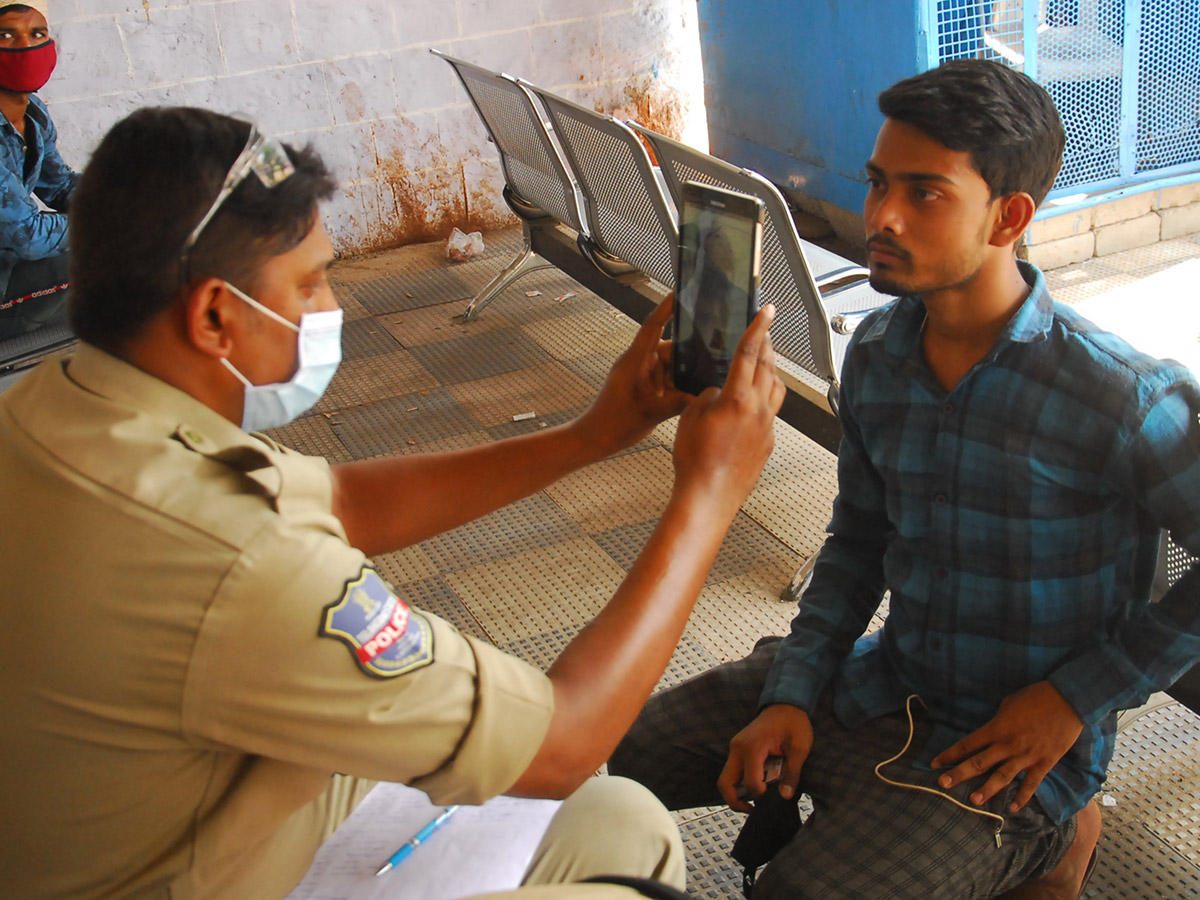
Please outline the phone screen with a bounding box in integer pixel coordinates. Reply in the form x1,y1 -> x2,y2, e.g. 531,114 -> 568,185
673,183 -> 763,395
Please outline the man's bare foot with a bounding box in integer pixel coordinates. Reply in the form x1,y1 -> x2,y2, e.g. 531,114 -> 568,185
996,800 -> 1100,899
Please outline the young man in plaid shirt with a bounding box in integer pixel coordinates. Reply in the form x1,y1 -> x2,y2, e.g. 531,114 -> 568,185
612,59 -> 1200,900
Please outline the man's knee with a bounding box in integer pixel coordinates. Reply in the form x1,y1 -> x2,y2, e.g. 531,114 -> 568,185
607,717 -> 654,781
522,776 -> 685,890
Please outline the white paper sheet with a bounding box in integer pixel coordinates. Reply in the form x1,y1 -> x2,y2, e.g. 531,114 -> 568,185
284,783 -> 562,900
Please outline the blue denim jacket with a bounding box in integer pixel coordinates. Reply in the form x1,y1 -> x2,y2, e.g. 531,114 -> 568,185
0,94 -> 77,296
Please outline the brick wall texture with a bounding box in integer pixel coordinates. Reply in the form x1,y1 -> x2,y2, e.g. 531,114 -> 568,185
1026,182 -> 1200,270
40,0 -> 706,255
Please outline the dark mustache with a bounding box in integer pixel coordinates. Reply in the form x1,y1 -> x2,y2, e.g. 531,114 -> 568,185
866,234 -> 910,261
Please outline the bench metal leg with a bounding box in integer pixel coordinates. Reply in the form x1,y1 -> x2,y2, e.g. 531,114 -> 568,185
463,235 -> 555,321
780,553 -> 819,604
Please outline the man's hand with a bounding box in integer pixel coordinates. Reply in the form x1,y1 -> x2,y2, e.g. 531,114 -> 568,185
572,295 -> 689,458
718,702 -> 813,813
931,681 -> 1084,812
671,304 -> 785,512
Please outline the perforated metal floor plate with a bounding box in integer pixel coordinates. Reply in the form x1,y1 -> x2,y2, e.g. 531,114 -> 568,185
1107,233 -> 1200,277
484,404 -> 662,459
1095,703 -> 1200,897
486,405 -> 582,440
446,362 -> 597,428
330,388 -> 483,459
407,326 -> 554,385
477,270 -> 613,327
340,317 -> 405,360
544,447 -> 676,534
687,566 -> 802,664
328,284 -> 372,321
1044,233 -> 1200,307
347,269 -> 476,315
369,543 -> 442,589
391,575 -> 492,642
264,413 -> 354,463
739,423 -> 839,559
419,491 -> 585,575
520,305 -> 640,362
443,536 -> 628,646
593,512 -> 799,588
378,301 -> 514,347
561,352 -> 617,391
679,808 -> 746,900
315,351 -> 439,414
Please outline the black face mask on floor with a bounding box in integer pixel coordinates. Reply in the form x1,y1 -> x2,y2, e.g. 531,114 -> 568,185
731,784 -> 802,897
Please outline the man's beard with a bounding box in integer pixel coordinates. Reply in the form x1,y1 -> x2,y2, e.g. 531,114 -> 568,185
864,234 -> 912,296
868,272 -> 908,296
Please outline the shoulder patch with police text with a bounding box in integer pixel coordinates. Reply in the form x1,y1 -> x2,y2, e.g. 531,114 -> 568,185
319,568 -> 434,679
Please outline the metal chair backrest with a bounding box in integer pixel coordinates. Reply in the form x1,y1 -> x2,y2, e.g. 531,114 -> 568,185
0,310 -> 75,382
527,87 -> 678,290
628,122 -> 839,388
1164,536 -> 1197,587
1152,533 -> 1200,713
431,50 -> 586,234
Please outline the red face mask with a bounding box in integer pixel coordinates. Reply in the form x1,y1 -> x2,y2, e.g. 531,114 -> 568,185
0,39 -> 56,93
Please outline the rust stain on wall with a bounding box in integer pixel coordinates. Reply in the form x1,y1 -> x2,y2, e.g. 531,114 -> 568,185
593,76 -> 688,141
336,134 -> 516,258
340,81 -> 367,123
335,75 -> 686,258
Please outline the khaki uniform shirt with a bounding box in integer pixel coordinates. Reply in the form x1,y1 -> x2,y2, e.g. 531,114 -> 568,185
0,345 -> 555,899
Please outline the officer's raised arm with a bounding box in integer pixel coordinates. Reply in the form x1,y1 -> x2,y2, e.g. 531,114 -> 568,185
329,295 -> 689,557
510,305 -> 783,797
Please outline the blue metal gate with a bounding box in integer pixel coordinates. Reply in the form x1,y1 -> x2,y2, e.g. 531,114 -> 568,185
932,0 -> 1200,198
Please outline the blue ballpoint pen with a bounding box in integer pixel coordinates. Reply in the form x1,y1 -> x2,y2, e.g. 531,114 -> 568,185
374,805 -> 460,877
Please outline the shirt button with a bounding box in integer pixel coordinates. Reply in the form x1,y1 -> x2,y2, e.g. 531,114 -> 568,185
931,638 -> 943,650
934,493 -> 946,505
942,403 -> 954,415
935,567 -> 948,579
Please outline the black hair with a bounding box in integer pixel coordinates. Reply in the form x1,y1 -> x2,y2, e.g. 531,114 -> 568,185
877,59 -> 1066,207
68,106 -> 336,355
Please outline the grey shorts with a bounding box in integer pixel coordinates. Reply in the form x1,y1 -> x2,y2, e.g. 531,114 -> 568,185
610,638 -> 1076,900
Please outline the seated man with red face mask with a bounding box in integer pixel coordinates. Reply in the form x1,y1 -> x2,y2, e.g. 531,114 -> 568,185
0,1 -> 76,341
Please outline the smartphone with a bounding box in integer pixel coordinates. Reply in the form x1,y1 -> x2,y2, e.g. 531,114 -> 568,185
672,181 -> 765,395
735,755 -> 785,801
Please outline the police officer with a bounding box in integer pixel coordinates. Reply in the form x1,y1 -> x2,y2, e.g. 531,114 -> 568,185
0,106 -> 784,898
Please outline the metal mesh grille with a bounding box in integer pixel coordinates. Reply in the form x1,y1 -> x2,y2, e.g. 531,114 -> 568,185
452,67 -> 583,232
933,1 -> 1200,194
650,146 -> 828,380
937,0 -> 1000,60
1137,0 -> 1200,174
1039,0 -> 1126,188
540,96 -> 677,288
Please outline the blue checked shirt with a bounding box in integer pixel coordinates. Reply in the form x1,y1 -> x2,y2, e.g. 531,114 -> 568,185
0,95 -> 76,297
762,262 -> 1200,824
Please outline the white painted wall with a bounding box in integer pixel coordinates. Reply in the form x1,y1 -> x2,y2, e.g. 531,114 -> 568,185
40,0 -> 706,255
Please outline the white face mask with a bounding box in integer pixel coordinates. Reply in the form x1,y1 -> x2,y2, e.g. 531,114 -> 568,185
219,282 -> 343,432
